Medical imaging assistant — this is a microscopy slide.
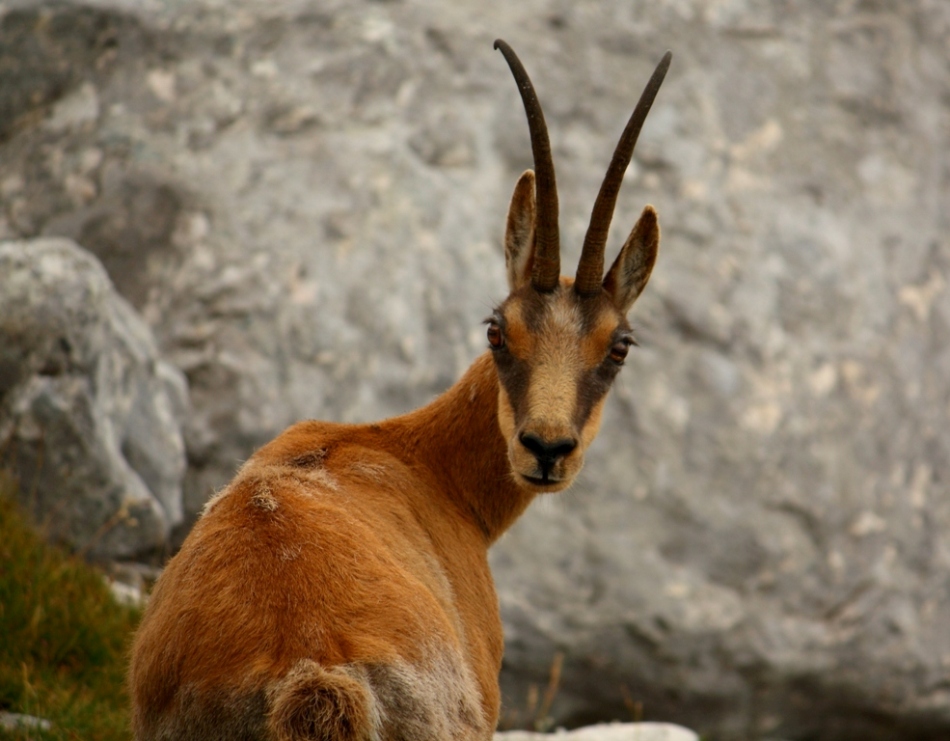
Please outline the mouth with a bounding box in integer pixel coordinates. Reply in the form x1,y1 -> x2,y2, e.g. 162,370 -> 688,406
519,473 -> 567,490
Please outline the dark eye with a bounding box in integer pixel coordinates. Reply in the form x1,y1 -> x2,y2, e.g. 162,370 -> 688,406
608,340 -> 631,365
487,322 -> 505,350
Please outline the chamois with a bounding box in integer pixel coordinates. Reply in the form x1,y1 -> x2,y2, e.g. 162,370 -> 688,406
129,39 -> 672,741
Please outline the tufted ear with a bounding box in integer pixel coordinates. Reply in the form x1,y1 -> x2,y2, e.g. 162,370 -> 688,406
504,170 -> 537,291
603,205 -> 659,314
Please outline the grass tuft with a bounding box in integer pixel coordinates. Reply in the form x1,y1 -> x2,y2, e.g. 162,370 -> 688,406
0,471 -> 141,741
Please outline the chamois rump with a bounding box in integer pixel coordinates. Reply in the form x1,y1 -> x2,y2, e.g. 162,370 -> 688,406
129,40 -> 672,741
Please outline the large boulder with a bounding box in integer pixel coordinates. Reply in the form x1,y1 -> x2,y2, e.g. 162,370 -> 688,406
1,1 -> 948,739
0,238 -> 187,559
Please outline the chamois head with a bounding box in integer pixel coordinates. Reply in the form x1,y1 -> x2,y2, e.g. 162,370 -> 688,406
491,40 -> 671,493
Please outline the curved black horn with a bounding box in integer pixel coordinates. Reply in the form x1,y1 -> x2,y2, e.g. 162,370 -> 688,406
574,51 -> 672,296
494,39 -> 560,293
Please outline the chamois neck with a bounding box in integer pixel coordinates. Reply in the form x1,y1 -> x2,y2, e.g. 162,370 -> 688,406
385,352 -> 536,543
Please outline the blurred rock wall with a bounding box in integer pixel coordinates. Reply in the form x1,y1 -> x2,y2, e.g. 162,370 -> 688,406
0,238 -> 187,558
1,1 -> 948,739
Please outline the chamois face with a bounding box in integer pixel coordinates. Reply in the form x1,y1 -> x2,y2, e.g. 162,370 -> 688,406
491,40 -> 669,494
488,279 -> 634,492
489,169 -> 659,494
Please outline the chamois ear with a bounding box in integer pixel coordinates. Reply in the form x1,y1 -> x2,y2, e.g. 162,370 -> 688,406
603,205 -> 659,314
505,170 -> 537,291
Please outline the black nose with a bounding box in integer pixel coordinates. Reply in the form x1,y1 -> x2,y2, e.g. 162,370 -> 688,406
519,432 -> 577,469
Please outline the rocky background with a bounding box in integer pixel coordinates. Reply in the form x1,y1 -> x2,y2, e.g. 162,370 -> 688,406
1,1 -> 949,739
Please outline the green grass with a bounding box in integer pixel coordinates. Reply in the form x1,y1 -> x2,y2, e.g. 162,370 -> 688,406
0,471 -> 141,741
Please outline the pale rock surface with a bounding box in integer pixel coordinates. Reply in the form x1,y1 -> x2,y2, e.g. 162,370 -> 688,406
0,712 -> 52,732
496,722 -> 698,741
0,238 -> 187,558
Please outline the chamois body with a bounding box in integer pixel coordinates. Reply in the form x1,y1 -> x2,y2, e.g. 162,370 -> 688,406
130,40 -> 672,741
130,354 -> 520,740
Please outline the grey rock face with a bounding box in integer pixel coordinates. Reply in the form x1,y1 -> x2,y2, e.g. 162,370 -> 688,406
0,238 -> 187,559
1,1 -> 949,739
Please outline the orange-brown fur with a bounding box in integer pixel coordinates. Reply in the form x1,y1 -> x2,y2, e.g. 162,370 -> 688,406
130,354 -> 525,739
130,40 -> 668,741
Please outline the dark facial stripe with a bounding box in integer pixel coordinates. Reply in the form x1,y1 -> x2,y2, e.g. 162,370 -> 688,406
573,362 -> 617,430
577,291 -> 627,335
492,349 -> 532,419
573,316 -> 632,428
514,287 -> 553,335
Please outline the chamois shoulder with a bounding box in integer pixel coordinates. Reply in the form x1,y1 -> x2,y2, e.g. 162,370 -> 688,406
201,419 -> 416,516
253,420 -> 412,475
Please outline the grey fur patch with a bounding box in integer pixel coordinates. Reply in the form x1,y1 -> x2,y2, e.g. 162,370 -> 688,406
347,460 -> 391,483
137,649 -> 485,741
137,684 -> 269,741
201,459 -> 341,518
362,650 -> 487,741
251,485 -> 278,512
288,448 -> 328,468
